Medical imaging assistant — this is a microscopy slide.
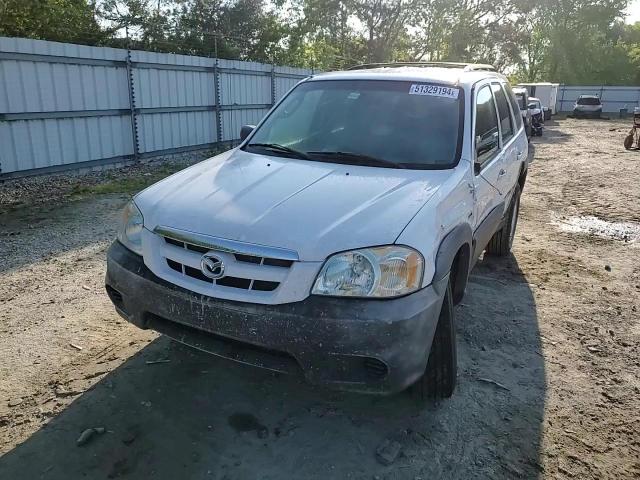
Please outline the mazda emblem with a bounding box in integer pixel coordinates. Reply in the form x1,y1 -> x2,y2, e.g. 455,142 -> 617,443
200,253 -> 225,280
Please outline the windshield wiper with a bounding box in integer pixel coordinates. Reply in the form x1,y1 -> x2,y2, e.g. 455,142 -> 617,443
245,143 -> 310,160
307,151 -> 403,169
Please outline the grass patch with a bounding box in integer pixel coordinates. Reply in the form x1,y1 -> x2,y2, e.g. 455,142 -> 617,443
70,164 -> 184,197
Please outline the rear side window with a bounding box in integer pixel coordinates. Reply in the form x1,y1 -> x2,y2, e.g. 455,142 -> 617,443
475,85 -> 500,165
504,84 -> 523,130
492,83 -> 514,142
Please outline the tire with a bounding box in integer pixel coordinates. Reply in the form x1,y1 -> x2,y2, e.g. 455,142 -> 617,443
411,279 -> 457,402
486,184 -> 521,256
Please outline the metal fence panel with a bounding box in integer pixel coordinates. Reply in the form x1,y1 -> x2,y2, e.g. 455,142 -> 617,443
221,108 -> 269,142
557,85 -> 640,113
218,59 -> 272,106
0,116 -> 133,173
137,111 -> 217,153
0,37 -> 312,177
274,66 -> 308,101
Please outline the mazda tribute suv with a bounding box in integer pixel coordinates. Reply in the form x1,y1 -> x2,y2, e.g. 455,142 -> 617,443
106,62 -> 529,400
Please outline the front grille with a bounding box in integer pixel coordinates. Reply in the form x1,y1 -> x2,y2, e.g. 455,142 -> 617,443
161,236 -> 289,293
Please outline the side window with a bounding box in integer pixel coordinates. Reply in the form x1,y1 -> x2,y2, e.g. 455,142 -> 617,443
503,83 -> 523,130
475,85 -> 500,166
492,83 -> 514,142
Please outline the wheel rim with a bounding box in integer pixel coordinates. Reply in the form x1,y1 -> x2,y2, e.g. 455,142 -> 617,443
508,195 -> 520,248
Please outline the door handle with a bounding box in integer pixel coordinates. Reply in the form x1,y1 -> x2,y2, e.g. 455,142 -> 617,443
499,168 -> 506,176
517,150 -> 524,160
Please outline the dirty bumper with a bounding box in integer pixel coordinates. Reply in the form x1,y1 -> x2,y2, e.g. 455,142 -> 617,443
105,241 -> 446,394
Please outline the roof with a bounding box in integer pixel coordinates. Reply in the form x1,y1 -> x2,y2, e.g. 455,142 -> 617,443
308,65 -> 506,87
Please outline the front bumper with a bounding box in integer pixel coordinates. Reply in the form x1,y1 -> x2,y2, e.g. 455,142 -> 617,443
105,241 -> 447,394
573,108 -> 602,118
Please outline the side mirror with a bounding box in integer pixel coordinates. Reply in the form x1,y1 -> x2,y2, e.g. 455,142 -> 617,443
240,125 -> 255,142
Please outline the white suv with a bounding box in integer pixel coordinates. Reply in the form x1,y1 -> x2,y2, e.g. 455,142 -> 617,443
106,62 -> 529,400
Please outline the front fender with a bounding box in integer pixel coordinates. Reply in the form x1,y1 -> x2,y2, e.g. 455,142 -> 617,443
434,224 -> 472,301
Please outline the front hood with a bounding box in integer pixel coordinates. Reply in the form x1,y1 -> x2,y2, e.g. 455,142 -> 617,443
136,149 -> 449,261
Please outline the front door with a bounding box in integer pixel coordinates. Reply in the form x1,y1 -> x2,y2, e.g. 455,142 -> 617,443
472,83 -> 505,258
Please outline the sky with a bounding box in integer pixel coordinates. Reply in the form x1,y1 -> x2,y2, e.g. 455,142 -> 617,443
626,0 -> 640,24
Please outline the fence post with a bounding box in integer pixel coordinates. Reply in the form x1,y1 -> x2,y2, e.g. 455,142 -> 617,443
270,63 -> 276,107
125,29 -> 139,161
214,58 -> 222,147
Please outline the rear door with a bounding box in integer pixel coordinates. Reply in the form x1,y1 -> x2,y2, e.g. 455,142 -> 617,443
504,82 -> 529,183
472,82 -> 505,257
492,82 -> 522,194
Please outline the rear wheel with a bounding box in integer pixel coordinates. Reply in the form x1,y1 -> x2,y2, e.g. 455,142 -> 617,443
486,184 -> 521,256
411,279 -> 456,402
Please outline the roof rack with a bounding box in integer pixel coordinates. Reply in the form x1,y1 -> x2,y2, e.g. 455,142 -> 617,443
346,61 -> 496,72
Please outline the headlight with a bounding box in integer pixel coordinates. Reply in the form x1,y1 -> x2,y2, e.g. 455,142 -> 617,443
312,246 -> 424,298
117,200 -> 144,256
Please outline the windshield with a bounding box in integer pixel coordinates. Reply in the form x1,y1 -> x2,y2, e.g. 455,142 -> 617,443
577,97 -> 600,105
244,80 -> 463,169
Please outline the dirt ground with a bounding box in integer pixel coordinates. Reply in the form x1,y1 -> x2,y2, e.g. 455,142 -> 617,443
0,118 -> 639,479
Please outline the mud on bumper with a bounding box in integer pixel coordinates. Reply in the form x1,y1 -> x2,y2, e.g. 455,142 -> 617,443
105,241 -> 447,394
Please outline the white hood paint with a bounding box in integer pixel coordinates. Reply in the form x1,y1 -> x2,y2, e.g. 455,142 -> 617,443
136,149 -> 451,261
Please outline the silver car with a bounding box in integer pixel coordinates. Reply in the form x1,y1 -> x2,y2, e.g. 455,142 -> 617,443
573,95 -> 602,118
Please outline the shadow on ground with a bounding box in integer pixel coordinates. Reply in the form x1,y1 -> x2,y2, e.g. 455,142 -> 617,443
530,118 -> 573,147
0,256 -> 544,480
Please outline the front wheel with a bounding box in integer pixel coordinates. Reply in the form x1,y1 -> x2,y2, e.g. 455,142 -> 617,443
486,184 -> 521,256
411,279 -> 457,403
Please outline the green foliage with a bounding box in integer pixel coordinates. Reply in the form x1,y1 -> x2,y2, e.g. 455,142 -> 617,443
0,0 -> 106,44
1,0 -> 639,84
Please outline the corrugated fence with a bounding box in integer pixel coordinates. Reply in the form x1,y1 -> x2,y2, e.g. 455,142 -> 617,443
0,37 -> 312,178
557,85 -> 640,113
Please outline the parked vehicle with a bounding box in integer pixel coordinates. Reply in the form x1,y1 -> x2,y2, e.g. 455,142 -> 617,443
513,86 -> 532,139
573,95 -> 603,118
517,82 -> 559,119
105,62 -> 529,401
528,97 -> 544,136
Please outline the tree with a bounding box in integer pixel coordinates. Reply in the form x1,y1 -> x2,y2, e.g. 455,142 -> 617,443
0,0 -> 106,44
170,0 -> 288,61
0,0 -> 637,83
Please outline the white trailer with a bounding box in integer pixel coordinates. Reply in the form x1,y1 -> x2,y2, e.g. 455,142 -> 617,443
517,83 -> 560,116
